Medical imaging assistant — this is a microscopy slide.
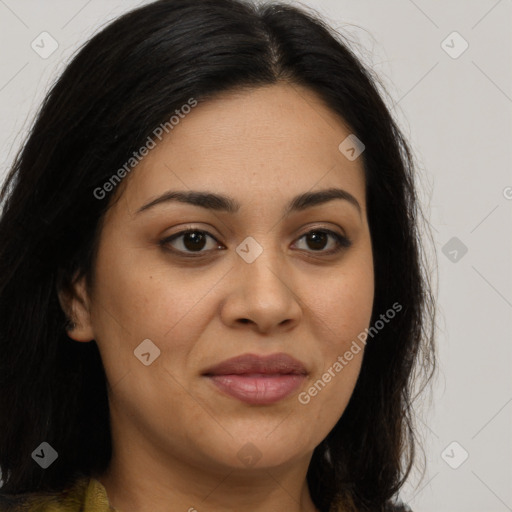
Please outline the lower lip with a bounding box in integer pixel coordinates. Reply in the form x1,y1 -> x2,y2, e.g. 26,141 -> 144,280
206,374 -> 306,404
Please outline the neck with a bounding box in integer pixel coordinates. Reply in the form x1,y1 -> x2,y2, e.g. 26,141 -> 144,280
96,444 -> 320,512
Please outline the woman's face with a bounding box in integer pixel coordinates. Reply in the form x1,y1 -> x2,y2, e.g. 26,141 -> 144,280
68,83 -> 374,475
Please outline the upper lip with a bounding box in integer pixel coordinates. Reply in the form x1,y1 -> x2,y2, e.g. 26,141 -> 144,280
202,353 -> 308,376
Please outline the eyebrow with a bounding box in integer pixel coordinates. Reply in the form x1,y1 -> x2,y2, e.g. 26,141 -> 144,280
136,187 -> 362,218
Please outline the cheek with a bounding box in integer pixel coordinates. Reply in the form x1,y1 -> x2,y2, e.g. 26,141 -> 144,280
89,241 -> 230,385
88,246 -> 188,376
310,263 -> 374,348
299,256 -> 373,423
92,242 -> 206,334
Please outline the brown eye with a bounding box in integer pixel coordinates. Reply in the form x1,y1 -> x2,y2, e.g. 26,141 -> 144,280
160,229 -> 222,255
294,229 -> 352,254
160,227 -> 351,258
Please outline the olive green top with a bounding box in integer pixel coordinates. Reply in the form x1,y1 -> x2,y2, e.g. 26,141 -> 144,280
0,476 -> 411,511
0,477 -> 117,512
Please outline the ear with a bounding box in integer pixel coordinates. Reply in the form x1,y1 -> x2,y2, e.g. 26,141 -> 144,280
57,272 -> 95,342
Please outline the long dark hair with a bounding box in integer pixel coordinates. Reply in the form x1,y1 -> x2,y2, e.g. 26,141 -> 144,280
0,0 -> 436,510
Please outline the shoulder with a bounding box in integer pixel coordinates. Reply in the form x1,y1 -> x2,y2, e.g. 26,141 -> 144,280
0,476 -> 93,512
385,503 -> 413,512
329,497 -> 413,512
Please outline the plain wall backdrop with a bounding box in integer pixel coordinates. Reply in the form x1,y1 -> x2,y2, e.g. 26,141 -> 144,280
0,1 -> 511,511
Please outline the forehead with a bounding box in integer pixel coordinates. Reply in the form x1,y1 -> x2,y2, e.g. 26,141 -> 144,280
118,83 -> 366,215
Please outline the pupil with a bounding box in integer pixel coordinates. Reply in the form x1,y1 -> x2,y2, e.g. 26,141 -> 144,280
308,231 -> 327,250
184,232 -> 206,251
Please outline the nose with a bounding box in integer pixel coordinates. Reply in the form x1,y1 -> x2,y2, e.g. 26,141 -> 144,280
220,241 -> 303,334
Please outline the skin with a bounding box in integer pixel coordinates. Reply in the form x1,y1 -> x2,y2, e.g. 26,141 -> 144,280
62,82 -> 374,512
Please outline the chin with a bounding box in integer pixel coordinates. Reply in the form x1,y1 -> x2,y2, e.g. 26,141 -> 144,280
201,430 -> 313,471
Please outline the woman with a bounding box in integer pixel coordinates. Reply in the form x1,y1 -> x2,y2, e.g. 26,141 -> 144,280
0,0 -> 436,511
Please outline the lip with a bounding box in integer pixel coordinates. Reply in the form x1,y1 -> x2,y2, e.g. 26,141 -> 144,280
202,353 -> 308,405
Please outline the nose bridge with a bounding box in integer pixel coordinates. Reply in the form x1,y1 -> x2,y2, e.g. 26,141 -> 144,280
235,233 -> 285,288
225,233 -> 301,329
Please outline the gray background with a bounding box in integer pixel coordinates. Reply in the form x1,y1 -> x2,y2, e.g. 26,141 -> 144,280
0,1 -> 511,511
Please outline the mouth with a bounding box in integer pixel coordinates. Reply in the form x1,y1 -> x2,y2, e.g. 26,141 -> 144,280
202,353 -> 308,405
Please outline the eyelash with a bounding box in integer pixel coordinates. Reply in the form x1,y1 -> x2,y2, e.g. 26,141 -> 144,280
159,227 -> 352,258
